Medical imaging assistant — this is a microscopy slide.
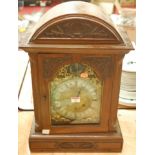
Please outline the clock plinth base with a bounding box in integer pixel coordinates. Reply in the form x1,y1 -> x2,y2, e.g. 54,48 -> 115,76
29,119 -> 123,152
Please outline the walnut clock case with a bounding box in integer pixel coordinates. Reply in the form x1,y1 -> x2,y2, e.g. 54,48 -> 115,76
19,1 -> 133,153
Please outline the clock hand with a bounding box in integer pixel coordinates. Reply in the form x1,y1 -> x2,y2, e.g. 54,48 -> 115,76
76,90 -> 81,97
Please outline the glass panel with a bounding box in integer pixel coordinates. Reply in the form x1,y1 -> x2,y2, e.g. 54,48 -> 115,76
50,63 -> 102,125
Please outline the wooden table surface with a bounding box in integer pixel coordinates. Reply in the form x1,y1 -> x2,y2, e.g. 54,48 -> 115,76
18,109 -> 136,155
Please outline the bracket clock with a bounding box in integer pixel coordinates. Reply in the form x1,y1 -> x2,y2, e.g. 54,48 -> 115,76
19,1 -> 133,152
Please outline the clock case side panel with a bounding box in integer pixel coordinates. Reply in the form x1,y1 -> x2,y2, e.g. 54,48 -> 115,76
109,54 -> 125,131
29,53 -> 44,132
37,54 -> 114,134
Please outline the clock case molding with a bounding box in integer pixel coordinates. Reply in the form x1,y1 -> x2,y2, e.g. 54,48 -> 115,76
19,1 -> 133,152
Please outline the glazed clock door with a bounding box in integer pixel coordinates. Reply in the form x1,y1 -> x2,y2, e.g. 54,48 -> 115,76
38,54 -> 113,134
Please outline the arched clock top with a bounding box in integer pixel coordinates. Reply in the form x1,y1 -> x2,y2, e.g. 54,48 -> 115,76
29,1 -> 124,44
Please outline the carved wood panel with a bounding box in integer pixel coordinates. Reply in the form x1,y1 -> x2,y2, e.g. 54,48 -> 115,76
38,19 -> 116,40
42,56 -> 71,78
57,142 -> 95,149
82,56 -> 113,80
43,55 -> 113,80
42,55 -> 113,80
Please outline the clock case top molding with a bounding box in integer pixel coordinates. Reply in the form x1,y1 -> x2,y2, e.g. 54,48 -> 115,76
19,1 -> 133,152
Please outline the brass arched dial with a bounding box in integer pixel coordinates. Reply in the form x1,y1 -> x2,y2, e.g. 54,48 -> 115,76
51,77 -> 101,125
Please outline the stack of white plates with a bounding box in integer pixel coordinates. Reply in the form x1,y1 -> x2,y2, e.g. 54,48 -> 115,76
119,43 -> 136,107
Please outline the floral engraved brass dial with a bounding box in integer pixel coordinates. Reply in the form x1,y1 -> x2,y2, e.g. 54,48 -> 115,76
50,63 -> 102,125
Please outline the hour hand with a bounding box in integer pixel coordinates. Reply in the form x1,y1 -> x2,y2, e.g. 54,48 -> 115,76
76,89 -> 81,97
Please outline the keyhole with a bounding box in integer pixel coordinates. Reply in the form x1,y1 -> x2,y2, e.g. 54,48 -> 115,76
42,95 -> 47,102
